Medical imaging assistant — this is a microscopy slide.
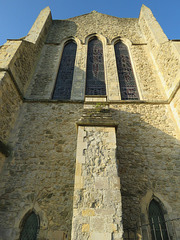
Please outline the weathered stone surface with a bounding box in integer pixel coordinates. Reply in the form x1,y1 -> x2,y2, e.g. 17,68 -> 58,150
0,4 -> 179,240
0,103 -> 83,239
26,9 -> 169,102
0,71 -> 22,141
46,12 -> 144,44
25,7 -> 52,44
77,106 -> 118,127
131,44 -> 165,100
170,87 -> 180,129
0,6 -> 52,96
139,5 -> 180,100
110,103 -> 180,231
71,126 -> 123,240
0,101 -> 179,239
25,44 -> 63,99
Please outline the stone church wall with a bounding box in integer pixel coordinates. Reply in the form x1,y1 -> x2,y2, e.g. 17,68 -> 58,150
0,102 -> 179,239
27,10 -> 165,102
111,103 -> 180,229
0,71 -> 22,142
170,87 -> 180,129
0,5 -> 180,240
0,103 -> 83,239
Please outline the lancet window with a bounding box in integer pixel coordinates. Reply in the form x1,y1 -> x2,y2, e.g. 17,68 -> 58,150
114,41 -> 139,100
20,211 -> 39,240
86,37 -> 106,95
52,41 -> 77,100
149,199 -> 169,240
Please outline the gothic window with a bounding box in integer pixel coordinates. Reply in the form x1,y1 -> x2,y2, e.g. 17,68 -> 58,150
114,41 -> 139,100
52,41 -> 77,100
149,199 -> 169,240
20,211 -> 39,240
86,37 -> 106,95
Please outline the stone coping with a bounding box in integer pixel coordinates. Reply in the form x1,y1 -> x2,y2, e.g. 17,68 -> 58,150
76,121 -> 118,128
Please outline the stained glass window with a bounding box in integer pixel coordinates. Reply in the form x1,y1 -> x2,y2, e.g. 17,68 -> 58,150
86,37 -> 106,95
115,41 -> 139,100
20,211 -> 39,240
52,41 -> 77,100
149,200 -> 169,240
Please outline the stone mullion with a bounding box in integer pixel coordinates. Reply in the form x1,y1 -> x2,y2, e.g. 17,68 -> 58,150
105,45 -> 121,101
71,44 -> 87,100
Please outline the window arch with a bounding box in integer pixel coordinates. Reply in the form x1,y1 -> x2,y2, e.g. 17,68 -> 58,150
20,211 -> 39,240
86,37 -> 106,95
114,41 -> 139,100
149,199 -> 169,240
52,41 -> 77,100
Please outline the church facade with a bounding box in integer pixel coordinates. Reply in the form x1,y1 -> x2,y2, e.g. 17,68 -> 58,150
0,5 -> 180,240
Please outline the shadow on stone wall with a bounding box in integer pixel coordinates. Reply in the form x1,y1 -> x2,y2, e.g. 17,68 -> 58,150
111,107 -> 180,231
0,19 -> 80,240
0,102 -> 84,240
45,20 -> 78,44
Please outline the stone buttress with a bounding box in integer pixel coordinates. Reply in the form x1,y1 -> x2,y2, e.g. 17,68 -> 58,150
71,98 -> 123,240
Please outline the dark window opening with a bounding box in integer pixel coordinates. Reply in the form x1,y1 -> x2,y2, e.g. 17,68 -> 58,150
114,41 -> 139,100
52,41 -> 77,100
20,211 -> 39,240
86,37 -> 106,95
149,199 -> 169,240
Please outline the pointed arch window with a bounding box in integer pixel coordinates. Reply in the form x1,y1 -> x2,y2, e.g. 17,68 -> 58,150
149,199 -> 169,240
52,41 -> 77,100
86,37 -> 106,95
20,211 -> 39,240
114,41 -> 139,100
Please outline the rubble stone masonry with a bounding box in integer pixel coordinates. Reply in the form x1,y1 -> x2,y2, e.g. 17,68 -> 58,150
0,4 -> 179,240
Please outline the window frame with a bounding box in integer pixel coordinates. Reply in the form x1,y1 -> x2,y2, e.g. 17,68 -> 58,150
19,210 -> 40,240
112,37 -> 141,101
84,34 -> 108,97
52,39 -> 77,100
148,199 -> 170,240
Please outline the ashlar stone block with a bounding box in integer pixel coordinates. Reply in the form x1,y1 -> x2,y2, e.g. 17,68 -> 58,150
95,177 -> 109,189
90,232 -> 112,240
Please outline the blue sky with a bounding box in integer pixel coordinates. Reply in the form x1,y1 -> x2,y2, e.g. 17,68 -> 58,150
0,0 -> 179,46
